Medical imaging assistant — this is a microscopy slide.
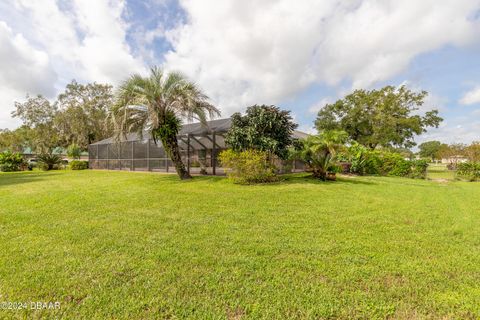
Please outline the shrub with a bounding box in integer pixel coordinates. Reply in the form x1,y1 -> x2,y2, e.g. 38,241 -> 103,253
456,162 -> 480,181
446,163 -> 457,170
345,143 -> 382,175
67,143 -> 82,160
343,145 -> 427,179
219,149 -> 278,184
379,152 -> 411,177
291,131 -> 347,181
70,160 -> 89,170
37,153 -> 62,171
338,162 -> 352,174
0,151 -> 25,172
410,160 -> 429,179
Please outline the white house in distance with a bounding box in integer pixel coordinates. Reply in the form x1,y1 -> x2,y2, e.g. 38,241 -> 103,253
441,155 -> 468,164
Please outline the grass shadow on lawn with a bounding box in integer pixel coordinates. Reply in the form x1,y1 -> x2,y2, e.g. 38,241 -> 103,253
0,171 -> 61,188
280,173 -> 377,186
185,173 -> 378,186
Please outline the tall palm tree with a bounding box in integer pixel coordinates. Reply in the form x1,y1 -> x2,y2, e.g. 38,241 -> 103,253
108,67 -> 220,180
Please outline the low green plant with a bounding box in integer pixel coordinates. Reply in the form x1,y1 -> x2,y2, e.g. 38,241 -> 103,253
219,149 -> 278,184
379,152 -> 411,177
67,143 -> 82,160
292,131 -> 347,181
341,142 -> 382,175
37,153 -> 62,171
411,160 -> 429,179
70,160 -> 89,170
343,145 -> 427,179
0,151 -> 25,172
456,162 -> 480,181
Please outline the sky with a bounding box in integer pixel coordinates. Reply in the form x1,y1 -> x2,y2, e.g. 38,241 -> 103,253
0,0 -> 480,145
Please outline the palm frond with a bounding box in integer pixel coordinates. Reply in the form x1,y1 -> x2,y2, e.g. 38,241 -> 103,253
108,67 -> 219,141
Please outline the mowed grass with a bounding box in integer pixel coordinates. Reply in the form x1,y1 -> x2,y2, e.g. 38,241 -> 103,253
0,170 -> 479,319
427,164 -> 456,181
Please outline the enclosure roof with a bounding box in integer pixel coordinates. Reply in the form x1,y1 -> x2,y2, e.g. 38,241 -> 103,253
90,118 -> 308,145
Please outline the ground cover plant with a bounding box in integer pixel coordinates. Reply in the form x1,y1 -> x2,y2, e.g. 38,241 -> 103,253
0,170 -> 479,319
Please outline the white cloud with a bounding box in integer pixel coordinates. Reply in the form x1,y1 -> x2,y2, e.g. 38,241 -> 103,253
0,21 -> 57,129
297,123 -> 317,135
72,0 -> 147,82
164,0 -> 480,117
0,0 -> 146,129
460,86 -> 480,105
417,119 -> 480,145
308,97 -> 334,114
0,21 -> 57,95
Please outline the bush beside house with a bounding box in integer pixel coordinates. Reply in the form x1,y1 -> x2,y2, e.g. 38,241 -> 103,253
219,149 -> 278,184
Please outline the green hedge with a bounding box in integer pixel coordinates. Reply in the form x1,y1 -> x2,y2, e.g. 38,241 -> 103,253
70,160 -> 89,170
456,162 -> 480,181
342,144 -> 427,179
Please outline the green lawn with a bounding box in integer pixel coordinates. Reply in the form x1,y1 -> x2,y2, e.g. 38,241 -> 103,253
0,170 -> 479,319
427,163 -> 456,181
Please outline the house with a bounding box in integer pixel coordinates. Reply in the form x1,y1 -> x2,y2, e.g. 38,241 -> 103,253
88,118 -> 307,175
441,155 -> 468,164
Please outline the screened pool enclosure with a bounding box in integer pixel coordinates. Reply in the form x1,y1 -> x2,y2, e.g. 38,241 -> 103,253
88,118 -> 307,175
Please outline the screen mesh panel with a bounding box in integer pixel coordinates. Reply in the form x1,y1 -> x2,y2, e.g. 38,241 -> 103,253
98,144 -> 108,159
120,142 -> 132,159
149,140 -> 166,158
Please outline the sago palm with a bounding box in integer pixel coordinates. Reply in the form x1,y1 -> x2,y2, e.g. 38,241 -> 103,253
108,67 -> 220,179
297,130 -> 347,180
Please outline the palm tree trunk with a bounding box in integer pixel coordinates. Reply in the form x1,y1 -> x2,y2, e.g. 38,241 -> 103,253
161,134 -> 192,180
311,166 -> 327,181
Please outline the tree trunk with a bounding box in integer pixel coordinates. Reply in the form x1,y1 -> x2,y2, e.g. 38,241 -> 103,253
161,134 -> 192,180
312,168 -> 327,181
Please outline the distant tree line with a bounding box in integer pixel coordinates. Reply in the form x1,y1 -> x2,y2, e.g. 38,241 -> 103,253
3,74 -> 474,181
0,81 -> 114,154
418,140 -> 480,163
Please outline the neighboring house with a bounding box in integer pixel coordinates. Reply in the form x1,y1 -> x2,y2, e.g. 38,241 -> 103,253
88,118 -> 307,175
441,156 -> 468,164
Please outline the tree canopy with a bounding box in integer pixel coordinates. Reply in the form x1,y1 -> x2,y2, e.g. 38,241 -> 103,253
465,142 -> 480,162
0,126 -> 35,153
6,81 -> 114,153
11,95 -> 59,154
225,105 -> 298,160
55,81 -> 114,149
438,143 -> 466,164
418,140 -> 443,160
315,86 -> 443,149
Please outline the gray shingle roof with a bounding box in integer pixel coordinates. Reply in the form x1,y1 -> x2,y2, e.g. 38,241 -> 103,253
90,118 -> 308,145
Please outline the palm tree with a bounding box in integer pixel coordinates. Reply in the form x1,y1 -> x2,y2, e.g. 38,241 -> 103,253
295,130 -> 347,180
108,67 -> 220,180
